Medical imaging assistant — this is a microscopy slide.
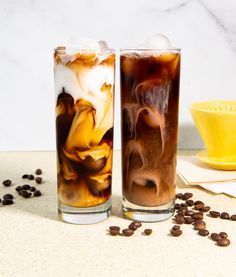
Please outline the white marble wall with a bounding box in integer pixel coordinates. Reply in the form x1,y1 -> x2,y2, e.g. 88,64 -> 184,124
0,0 -> 236,150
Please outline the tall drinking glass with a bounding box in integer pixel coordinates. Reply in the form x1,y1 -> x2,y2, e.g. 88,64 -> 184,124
120,48 -> 181,222
54,46 -> 115,224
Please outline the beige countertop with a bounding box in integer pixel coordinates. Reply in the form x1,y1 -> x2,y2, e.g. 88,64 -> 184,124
0,151 -> 235,277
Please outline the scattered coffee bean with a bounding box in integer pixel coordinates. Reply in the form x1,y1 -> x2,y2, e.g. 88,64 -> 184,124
22,174 -> 29,179
132,221 -> 142,228
211,233 -> 221,242
194,200 -> 204,205
2,199 -> 14,205
230,214 -> 236,221
192,212 -> 204,220
34,190 -> 42,197
15,186 -> 22,192
174,203 -> 180,210
195,203 -> 205,210
182,192 -> 193,200
129,222 -> 138,231
209,211 -> 220,218
172,225 -> 181,230
186,199 -> 194,207
28,175 -> 34,180
220,212 -> 229,220
176,193 -> 183,199
144,229 -> 152,235
2,179 -> 12,187
29,186 -> 36,192
122,228 -> 134,237
178,208 -> 189,216
22,184 -> 31,190
217,238 -> 230,247
200,206 -> 211,213
3,194 -> 13,200
180,203 -> 187,208
110,229 -> 119,236
35,177 -> 43,184
171,229 -> 182,237
109,226 -> 120,232
19,190 -> 31,198
219,232 -> 228,239
35,169 -> 42,175
184,216 -> 194,224
175,215 -> 185,224
194,222 -> 206,231
198,229 -> 209,236
194,220 -> 206,226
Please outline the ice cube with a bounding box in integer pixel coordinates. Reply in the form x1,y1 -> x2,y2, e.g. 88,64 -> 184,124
66,36 -> 100,52
141,33 -> 172,49
98,40 -> 109,50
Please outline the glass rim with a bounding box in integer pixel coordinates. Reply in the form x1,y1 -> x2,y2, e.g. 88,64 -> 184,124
120,48 -> 181,52
54,46 -> 115,53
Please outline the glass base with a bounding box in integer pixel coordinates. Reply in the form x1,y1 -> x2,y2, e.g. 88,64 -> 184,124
122,197 -> 175,222
58,199 -> 111,225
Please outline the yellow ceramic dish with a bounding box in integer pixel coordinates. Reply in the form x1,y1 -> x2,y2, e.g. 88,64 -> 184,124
190,100 -> 236,170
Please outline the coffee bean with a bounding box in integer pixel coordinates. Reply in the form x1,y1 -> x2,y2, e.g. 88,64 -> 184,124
132,221 -> 142,228
144,229 -> 152,235
198,229 -> 209,236
194,200 -> 204,205
0,198 -> 1,203
129,222 -> 138,231
188,210 -> 195,216
20,190 -> 31,198
219,232 -> 228,239
15,186 -> 22,192
192,212 -> 204,220
176,193 -> 183,199
174,203 -> 180,210
34,190 -> 42,197
110,229 -> 119,236
194,220 -> 206,226
184,216 -> 194,224
2,199 -> 14,205
195,203 -> 205,210
175,215 -> 185,224
220,212 -> 229,220
2,179 -> 12,187
230,214 -> 236,221
3,194 -> 13,200
186,199 -> 194,207
211,233 -> 221,242
209,211 -> 220,218
35,177 -> 43,184
22,174 -> 29,179
109,226 -> 120,232
122,228 -> 134,236
19,190 -> 28,196
180,203 -> 187,208
200,206 -> 211,213
171,229 -> 182,237
22,184 -> 30,190
35,169 -> 42,175
172,225 -> 181,230
28,175 -> 34,180
182,192 -> 193,200
194,222 -> 206,231
29,186 -> 36,192
217,238 -> 230,247
178,208 -> 189,216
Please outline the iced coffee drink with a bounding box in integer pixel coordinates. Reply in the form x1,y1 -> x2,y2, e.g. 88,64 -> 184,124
121,40 -> 180,221
54,40 -> 115,224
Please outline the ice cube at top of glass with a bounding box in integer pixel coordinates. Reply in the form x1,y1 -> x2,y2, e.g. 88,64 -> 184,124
120,34 -> 181,222
54,38 -> 115,224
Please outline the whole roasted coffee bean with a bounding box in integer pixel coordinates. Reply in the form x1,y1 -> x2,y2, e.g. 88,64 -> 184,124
109,226 -> 120,232
19,190 -> 28,196
122,228 -> 134,237
171,229 -> 182,237
28,174 -> 34,180
2,199 -> 14,205
194,220 -> 206,226
174,203 -> 180,210
133,221 -> 142,228
178,208 -> 189,216
192,212 -> 204,220
144,229 -> 152,235
184,216 -> 194,224
211,233 -> 221,242
3,194 -> 13,200
172,225 -> 181,230
110,229 -> 119,236
176,193 -> 183,199
198,229 -> 209,236
129,222 -> 138,231
188,210 -> 195,216
22,184 -> 31,190
182,192 -> 193,200
200,206 -> 211,213
175,215 -> 185,224
230,214 -> 236,221
219,232 -> 228,239
29,186 -> 36,192
209,211 -> 220,218
35,169 -> 42,175
186,199 -> 194,207
220,212 -> 229,220
22,174 -> 29,179
34,190 -> 42,197
2,179 -> 12,187
0,198 -> 1,203
180,203 -> 187,208
15,186 -> 22,192
23,192 -> 32,198
195,203 -> 205,210
35,177 -> 43,184
217,238 -> 230,247
194,222 -> 206,231
194,200 -> 204,205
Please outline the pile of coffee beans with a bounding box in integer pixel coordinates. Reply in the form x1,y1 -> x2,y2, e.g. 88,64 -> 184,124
108,221 -> 153,237
1,168 -> 44,206
209,210 -> 236,221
